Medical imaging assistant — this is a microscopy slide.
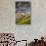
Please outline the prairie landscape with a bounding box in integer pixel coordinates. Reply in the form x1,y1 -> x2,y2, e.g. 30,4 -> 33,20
16,1 -> 31,25
16,13 -> 31,24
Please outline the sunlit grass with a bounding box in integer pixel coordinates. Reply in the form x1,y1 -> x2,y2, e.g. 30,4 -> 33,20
16,13 -> 31,25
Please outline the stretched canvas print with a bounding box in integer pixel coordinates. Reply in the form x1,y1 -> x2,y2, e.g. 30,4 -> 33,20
16,1 -> 31,25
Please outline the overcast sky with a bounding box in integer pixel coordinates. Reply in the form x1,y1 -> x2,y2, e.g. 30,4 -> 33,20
16,1 -> 31,13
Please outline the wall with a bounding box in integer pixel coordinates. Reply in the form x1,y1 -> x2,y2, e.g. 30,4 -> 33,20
0,0 -> 15,32
0,0 -> 46,45
16,0 -> 46,42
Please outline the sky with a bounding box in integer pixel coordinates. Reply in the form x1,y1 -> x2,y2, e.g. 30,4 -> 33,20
16,1 -> 31,13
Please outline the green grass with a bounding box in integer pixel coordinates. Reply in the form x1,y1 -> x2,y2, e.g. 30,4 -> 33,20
16,16 -> 31,25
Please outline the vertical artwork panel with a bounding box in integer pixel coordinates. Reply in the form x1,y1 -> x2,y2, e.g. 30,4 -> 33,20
16,1 -> 31,25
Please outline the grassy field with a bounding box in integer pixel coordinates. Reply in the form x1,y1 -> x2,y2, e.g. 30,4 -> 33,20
16,13 -> 31,25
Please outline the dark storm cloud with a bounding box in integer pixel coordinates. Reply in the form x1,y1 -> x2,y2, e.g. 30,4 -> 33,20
16,1 -> 31,13
16,1 -> 31,8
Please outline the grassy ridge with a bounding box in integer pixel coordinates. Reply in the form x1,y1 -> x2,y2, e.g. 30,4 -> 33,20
16,16 -> 31,24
